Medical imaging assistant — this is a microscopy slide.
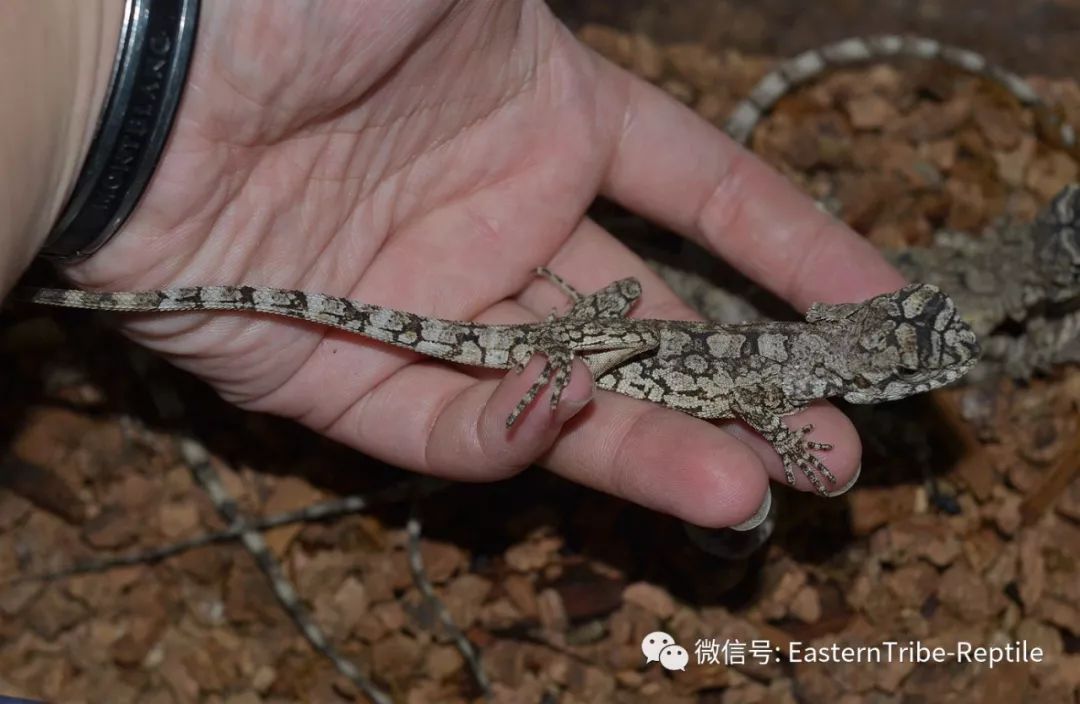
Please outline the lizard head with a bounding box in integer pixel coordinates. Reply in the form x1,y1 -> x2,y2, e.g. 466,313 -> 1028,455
1034,184 -> 1080,299
806,284 -> 981,404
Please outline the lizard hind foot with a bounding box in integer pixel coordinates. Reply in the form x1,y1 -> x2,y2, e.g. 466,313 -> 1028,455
504,347 -> 575,428
535,267 -> 583,303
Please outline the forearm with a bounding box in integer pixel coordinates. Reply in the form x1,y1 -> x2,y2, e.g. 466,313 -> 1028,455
0,0 -> 125,293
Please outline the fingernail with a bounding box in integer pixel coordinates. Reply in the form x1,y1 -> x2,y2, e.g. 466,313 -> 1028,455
554,392 -> 593,424
826,462 -> 861,497
730,487 -> 772,532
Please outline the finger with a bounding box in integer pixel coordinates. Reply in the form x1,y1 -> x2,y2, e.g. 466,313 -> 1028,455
596,63 -> 906,309
542,391 -> 770,528
326,354 -> 593,482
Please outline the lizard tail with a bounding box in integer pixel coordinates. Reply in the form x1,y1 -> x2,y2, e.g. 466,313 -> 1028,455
18,285 -> 259,312
724,35 -> 1075,151
17,285 -> 523,369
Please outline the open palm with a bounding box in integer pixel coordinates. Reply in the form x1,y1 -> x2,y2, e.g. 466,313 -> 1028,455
67,0 -> 902,527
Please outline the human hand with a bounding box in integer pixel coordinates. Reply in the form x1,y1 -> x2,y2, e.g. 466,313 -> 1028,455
64,0 -> 904,527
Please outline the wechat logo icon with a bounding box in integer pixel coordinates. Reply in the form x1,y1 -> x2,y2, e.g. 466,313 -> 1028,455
641,631 -> 689,671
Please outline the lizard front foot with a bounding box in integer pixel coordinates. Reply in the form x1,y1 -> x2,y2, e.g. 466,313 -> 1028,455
776,423 -> 837,495
739,405 -> 840,495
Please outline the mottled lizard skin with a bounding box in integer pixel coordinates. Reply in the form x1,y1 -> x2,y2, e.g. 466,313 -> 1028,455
24,271 -> 658,429
888,187 -> 1080,377
20,273 -> 978,494
592,283 -> 979,491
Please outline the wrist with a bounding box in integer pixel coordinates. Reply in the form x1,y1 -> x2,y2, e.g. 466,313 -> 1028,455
0,0 -> 125,292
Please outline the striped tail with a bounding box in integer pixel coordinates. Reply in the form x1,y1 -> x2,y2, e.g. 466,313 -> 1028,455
17,285 -> 524,369
724,35 -> 1076,150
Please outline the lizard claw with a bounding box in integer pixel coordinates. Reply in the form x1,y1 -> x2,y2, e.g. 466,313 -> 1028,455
781,451 -> 837,495
799,424 -> 834,451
